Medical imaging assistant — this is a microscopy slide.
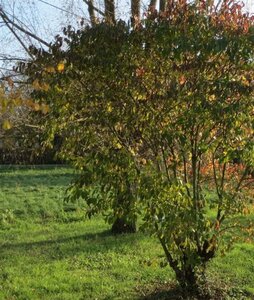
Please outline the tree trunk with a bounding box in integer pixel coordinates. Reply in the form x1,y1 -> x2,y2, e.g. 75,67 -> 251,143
111,217 -> 136,234
159,0 -> 166,12
176,265 -> 198,293
159,238 -> 199,293
131,0 -> 140,27
149,0 -> 157,10
86,0 -> 97,26
104,0 -> 115,24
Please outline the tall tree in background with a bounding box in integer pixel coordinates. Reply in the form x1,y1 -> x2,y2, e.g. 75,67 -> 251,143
23,21 -> 141,234
84,0 -> 97,25
104,0 -> 116,24
131,0 -> 141,26
0,0 -> 147,233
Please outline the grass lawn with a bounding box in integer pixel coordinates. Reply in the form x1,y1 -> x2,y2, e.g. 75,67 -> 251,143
0,166 -> 253,299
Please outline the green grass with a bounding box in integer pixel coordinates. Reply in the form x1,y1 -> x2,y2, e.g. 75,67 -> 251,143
0,166 -> 253,299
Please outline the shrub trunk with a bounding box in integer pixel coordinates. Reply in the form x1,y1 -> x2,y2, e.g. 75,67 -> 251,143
111,217 -> 136,234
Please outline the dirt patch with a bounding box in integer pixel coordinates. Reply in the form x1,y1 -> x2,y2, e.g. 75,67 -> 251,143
137,281 -> 252,300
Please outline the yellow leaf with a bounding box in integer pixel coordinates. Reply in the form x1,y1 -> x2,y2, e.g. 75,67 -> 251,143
57,62 -> 65,72
33,103 -> 40,111
41,104 -> 50,114
45,66 -> 55,73
209,94 -> 216,101
32,79 -> 41,90
129,148 -> 135,156
241,76 -> 249,86
179,75 -> 186,85
115,142 -> 122,149
40,83 -> 50,91
25,99 -> 35,108
13,98 -> 22,106
107,104 -> 112,112
2,119 -> 12,130
56,86 -> 63,92
243,207 -> 250,215
137,93 -> 146,101
140,158 -> 147,165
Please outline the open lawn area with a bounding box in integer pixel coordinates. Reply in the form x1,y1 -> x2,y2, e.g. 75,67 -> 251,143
0,166 -> 253,299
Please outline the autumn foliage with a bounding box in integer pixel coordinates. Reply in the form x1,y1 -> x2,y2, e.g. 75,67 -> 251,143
24,0 -> 254,292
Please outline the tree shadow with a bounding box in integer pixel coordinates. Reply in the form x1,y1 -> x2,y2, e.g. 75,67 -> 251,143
0,173 -> 74,188
1,229 -> 110,249
138,283 -> 186,300
0,229 -> 142,261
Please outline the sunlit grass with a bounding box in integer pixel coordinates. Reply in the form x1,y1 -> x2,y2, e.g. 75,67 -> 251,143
0,166 -> 253,299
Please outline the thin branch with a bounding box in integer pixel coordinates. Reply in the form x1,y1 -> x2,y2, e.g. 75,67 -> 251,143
38,0 -> 83,19
0,8 -> 51,48
0,14 -> 34,59
24,124 -> 42,129
83,0 -> 105,17
231,166 -> 251,200
161,144 -> 171,184
0,57 -> 27,61
220,162 -> 227,192
182,150 -> 191,197
212,148 -> 220,199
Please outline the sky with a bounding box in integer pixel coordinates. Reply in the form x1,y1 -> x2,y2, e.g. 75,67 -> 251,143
0,0 -> 253,77
0,0 -> 144,74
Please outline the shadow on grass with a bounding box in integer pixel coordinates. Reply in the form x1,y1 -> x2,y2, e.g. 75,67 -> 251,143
0,173 -> 74,188
138,282 -> 186,300
0,229 -> 141,260
1,229 -> 110,249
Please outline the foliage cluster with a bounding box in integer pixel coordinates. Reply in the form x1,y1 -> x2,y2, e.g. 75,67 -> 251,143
0,80 -> 63,164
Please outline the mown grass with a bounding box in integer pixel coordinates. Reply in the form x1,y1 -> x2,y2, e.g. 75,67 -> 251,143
0,166 -> 253,299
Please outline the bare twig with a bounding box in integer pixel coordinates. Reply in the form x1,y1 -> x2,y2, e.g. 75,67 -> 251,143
0,8 -> 51,48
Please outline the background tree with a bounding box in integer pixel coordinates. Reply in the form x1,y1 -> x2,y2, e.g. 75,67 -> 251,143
24,22 -> 140,233
0,78 -> 52,164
